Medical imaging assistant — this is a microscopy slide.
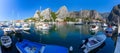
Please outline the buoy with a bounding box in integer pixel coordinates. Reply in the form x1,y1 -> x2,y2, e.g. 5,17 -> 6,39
69,46 -> 73,52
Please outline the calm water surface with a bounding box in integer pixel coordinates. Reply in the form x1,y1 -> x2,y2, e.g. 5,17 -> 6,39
1,23 -> 117,53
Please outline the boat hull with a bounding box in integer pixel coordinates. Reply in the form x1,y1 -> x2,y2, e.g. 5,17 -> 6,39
16,39 -> 68,53
82,34 -> 106,53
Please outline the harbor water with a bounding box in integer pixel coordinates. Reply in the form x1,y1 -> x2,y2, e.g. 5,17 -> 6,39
0,23 -> 117,53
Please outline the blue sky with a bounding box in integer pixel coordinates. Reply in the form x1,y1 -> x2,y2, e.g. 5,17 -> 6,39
0,0 -> 120,21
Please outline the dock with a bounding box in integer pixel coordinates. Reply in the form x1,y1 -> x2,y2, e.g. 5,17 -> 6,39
114,36 -> 120,53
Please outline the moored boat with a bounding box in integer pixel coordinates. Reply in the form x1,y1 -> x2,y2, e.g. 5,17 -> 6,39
112,26 -> 117,31
16,39 -> 68,53
35,22 -> 49,30
101,23 -> 107,27
22,23 -> 30,31
81,33 -> 106,53
89,25 -> 99,35
0,35 -> 12,48
101,23 -> 108,30
3,27 -> 13,33
105,25 -> 113,37
74,22 -> 84,25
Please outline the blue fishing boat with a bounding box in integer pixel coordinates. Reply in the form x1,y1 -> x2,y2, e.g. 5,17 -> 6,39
105,25 -> 113,37
16,39 -> 68,53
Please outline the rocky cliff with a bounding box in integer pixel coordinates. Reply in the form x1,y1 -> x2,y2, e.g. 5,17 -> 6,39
108,4 -> 120,24
69,11 -> 79,18
69,10 -> 103,19
33,10 -> 40,18
56,6 -> 69,19
33,6 -> 104,21
40,8 -> 52,20
100,12 -> 110,18
79,10 -> 103,19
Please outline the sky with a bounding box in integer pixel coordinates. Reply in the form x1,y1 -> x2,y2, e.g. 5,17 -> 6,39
0,0 -> 120,21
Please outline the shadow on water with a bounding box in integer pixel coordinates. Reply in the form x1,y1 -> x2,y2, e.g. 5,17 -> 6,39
89,42 -> 106,53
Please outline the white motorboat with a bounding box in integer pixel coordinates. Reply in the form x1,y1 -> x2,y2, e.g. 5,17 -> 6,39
14,23 -> 23,30
0,35 -> 12,48
101,23 -> 108,30
112,26 -> 117,31
3,27 -> 13,33
36,22 -> 49,30
14,27 -> 23,31
15,23 -> 21,26
89,25 -> 99,35
74,22 -> 84,25
81,33 -> 106,53
22,23 -> 30,31
90,25 -> 99,31
102,23 -> 108,27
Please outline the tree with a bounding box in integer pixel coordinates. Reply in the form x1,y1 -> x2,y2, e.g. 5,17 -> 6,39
64,17 -> 78,22
51,12 -> 57,22
37,11 -> 43,21
44,19 -> 49,22
24,17 -> 37,22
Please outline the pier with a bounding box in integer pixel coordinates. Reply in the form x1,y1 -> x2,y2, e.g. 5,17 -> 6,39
114,36 -> 120,53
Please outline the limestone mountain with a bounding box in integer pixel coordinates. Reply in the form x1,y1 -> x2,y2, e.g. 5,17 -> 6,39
69,10 -> 103,19
100,12 -> 110,18
108,4 -> 120,24
56,6 -> 69,19
40,8 -> 52,20
69,11 -> 79,18
33,6 -> 103,21
33,10 -> 40,18
79,10 -> 103,19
